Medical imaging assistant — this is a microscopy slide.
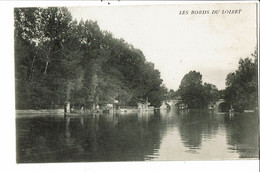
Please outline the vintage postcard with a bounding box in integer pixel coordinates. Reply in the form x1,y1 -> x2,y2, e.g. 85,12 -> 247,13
10,0 -> 260,170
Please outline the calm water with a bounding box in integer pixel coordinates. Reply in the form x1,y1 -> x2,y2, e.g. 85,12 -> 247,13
16,109 -> 259,163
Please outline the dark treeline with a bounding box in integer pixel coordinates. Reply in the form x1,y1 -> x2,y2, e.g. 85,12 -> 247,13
224,49 -> 258,112
175,49 -> 258,112
15,7 -> 167,110
177,70 -> 219,109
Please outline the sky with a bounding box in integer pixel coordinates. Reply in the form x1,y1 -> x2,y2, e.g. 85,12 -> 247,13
68,3 -> 257,90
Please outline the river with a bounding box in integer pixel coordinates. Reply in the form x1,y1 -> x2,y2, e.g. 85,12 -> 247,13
16,108 -> 259,163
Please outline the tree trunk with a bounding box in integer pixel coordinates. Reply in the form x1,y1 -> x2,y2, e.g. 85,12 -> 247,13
44,57 -> 49,74
66,102 -> 71,113
29,54 -> 36,81
64,102 -> 70,114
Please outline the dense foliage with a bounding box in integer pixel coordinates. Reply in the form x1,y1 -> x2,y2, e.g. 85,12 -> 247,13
15,7 -> 166,110
224,50 -> 258,112
178,70 -> 219,109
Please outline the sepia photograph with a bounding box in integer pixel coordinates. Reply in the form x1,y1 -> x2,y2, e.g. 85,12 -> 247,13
12,1 -> 258,165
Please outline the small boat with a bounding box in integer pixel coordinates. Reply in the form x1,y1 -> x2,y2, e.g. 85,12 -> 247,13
208,105 -> 215,111
178,104 -> 188,110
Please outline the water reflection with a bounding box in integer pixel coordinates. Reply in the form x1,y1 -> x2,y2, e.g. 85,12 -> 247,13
177,111 -> 222,150
16,109 -> 258,163
224,112 -> 259,158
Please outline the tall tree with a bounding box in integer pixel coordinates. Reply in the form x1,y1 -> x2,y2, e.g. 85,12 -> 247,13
15,7 -> 167,110
178,71 -> 220,109
225,49 -> 258,112
15,7 -> 83,109
178,71 -> 205,109
202,83 -> 219,106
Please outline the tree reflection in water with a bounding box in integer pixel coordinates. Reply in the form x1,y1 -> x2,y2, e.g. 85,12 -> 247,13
177,110 -> 220,151
224,112 -> 258,158
17,112 -> 167,163
16,109 -> 258,163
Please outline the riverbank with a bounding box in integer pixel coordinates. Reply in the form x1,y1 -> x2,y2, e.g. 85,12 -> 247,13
16,109 -> 64,118
16,109 -> 64,114
15,108 -> 157,118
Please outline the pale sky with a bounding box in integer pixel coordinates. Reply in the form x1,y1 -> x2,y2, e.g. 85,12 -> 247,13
68,3 -> 257,90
